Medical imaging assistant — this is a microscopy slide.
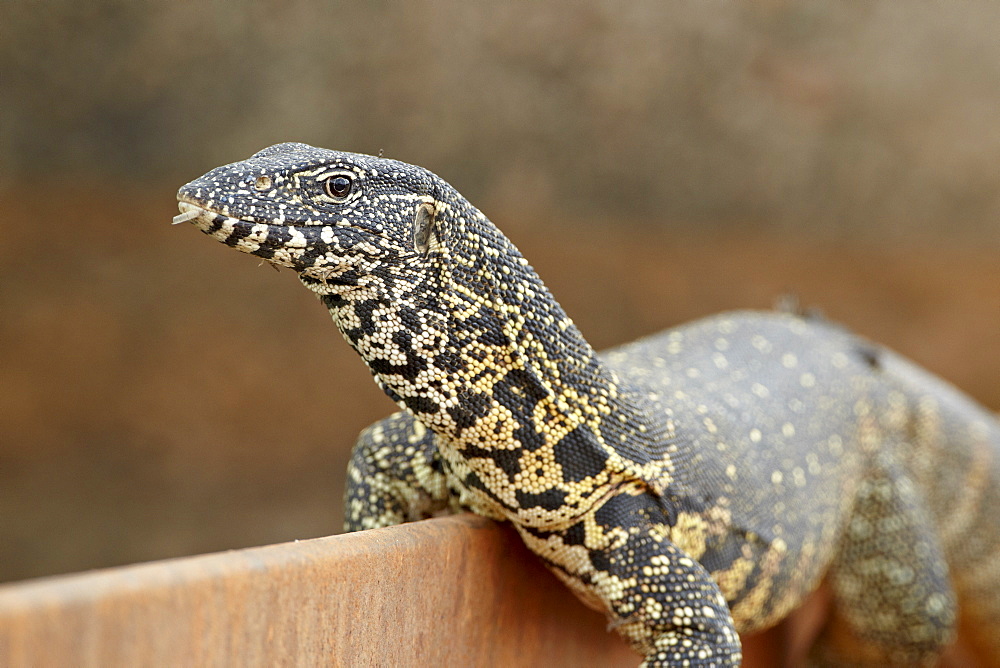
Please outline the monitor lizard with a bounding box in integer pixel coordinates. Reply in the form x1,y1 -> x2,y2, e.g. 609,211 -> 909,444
175,142 -> 1000,667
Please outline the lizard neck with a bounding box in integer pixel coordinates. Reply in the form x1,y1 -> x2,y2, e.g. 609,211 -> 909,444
312,202 -> 672,525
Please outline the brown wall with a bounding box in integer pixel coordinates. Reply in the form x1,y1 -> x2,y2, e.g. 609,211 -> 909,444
2,1 -> 999,583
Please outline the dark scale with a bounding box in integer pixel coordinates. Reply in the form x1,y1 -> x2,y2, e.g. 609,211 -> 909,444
179,143 -> 1000,667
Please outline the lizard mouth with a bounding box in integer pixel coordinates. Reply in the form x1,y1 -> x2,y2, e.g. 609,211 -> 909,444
174,200 -> 318,271
174,201 -> 366,292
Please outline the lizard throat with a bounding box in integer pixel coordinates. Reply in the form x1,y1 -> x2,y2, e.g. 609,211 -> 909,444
319,280 -> 676,526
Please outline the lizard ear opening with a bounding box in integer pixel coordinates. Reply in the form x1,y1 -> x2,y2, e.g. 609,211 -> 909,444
413,201 -> 436,255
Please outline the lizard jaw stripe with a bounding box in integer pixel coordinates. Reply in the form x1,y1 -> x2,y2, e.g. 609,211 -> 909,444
175,201 -> 368,270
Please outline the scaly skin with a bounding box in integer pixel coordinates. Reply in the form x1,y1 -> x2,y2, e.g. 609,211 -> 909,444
177,143 -> 1000,666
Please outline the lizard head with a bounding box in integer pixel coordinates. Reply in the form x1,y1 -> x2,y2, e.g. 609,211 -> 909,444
175,142 -> 458,298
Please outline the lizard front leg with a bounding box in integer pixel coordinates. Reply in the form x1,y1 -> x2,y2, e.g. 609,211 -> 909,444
343,411 -> 460,531
517,484 -> 742,667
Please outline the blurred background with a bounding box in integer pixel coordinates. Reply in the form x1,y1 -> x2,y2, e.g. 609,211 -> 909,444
2,1 -> 999,583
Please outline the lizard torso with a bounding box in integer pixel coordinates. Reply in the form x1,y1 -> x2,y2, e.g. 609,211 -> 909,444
178,143 -> 1000,666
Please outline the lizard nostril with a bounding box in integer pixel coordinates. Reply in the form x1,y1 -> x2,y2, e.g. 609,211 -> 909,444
254,176 -> 273,191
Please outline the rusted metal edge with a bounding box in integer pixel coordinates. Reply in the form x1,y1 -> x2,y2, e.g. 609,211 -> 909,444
0,515 -> 640,667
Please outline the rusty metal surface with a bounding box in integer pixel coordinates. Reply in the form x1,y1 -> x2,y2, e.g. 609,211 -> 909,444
0,515 -> 642,666
0,513 -> 800,666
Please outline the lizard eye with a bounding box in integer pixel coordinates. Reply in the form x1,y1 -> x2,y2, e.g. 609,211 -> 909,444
324,175 -> 353,200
